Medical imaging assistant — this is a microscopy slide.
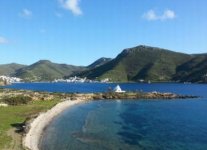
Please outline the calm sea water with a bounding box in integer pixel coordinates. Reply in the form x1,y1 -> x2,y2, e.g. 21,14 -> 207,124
4,83 -> 207,149
39,99 -> 207,150
4,82 -> 207,97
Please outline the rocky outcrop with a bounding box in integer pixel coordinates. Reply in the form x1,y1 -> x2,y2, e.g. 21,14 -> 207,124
66,92 -> 198,101
0,80 -> 6,86
0,89 -> 199,106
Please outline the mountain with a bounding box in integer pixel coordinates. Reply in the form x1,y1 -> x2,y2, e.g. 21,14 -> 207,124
74,45 -> 207,82
88,57 -> 112,69
173,55 -> 207,82
0,63 -> 26,76
1,45 -> 207,83
14,60 -> 85,81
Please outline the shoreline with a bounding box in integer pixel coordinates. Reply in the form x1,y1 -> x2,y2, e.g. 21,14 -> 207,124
22,99 -> 85,150
20,91 -> 198,150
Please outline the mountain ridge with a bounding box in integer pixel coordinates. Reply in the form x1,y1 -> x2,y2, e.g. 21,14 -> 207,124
13,60 -> 86,81
87,57 -> 112,69
0,45 -> 207,82
73,45 -> 207,83
0,63 -> 27,76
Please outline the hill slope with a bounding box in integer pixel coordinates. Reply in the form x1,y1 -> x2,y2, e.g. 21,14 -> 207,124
0,63 -> 26,76
1,45 -> 207,83
14,60 -> 85,81
88,57 -> 112,69
173,55 -> 207,82
75,45 -> 207,82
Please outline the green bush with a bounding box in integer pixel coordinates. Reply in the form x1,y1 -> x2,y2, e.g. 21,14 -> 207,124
3,96 -> 32,106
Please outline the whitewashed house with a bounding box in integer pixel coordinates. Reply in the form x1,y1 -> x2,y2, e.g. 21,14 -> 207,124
113,85 -> 126,93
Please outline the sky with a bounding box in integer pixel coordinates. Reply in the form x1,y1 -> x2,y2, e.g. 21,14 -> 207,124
0,0 -> 207,66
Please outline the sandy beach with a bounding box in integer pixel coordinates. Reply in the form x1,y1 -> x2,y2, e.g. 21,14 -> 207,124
23,99 -> 84,150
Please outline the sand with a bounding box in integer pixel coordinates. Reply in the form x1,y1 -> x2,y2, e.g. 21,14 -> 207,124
23,99 -> 84,150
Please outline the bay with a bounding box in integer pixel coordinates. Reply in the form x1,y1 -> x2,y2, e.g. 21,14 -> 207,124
4,83 -> 207,149
39,99 -> 207,150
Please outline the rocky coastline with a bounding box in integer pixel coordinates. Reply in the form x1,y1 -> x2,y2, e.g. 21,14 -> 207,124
21,91 -> 198,150
0,88 -> 199,150
0,88 -> 199,105
68,92 -> 198,101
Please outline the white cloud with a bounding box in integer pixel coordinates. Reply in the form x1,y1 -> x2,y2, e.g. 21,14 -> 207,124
162,10 -> 176,20
0,36 -> 8,44
143,10 -> 158,21
59,0 -> 82,16
19,9 -> 32,18
143,9 -> 176,21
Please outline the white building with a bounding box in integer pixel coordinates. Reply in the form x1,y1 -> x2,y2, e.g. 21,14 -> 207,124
0,75 -> 22,84
113,85 -> 126,93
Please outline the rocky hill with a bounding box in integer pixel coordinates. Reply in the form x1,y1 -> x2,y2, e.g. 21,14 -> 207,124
0,63 -> 26,76
74,45 -> 207,83
14,60 -> 85,81
1,45 -> 207,83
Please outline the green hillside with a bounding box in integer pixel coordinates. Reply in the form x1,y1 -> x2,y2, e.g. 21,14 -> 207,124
14,60 -> 85,81
173,55 -> 207,83
0,63 -> 26,76
1,45 -> 207,83
87,57 -> 112,69
75,45 -> 207,82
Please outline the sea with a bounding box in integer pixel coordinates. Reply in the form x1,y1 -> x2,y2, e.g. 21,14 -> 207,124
4,83 -> 207,150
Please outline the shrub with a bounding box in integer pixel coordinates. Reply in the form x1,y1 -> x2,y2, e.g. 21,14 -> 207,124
3,95 -> 32,106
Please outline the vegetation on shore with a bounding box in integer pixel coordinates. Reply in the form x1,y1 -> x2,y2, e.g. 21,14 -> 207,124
0,89 -> 77,149
2,96 -> 32,106
0,99 -> 59,150
0,88 -> 199,149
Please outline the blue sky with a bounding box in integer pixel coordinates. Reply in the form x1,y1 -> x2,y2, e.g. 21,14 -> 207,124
0,0 -> 207,65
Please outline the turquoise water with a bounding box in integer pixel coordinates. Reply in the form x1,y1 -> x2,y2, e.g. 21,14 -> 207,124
5,83 -> 207,149
40,99 -> 207,150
